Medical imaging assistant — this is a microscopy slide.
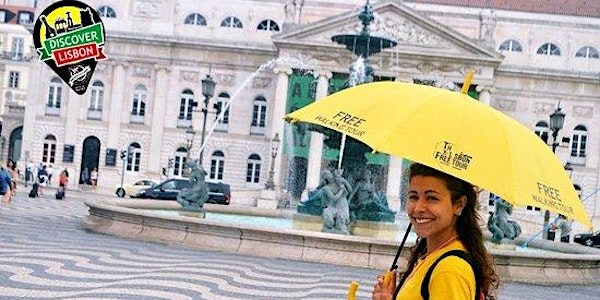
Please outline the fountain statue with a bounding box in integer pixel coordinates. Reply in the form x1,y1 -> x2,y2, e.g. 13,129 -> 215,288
487,196 -> 522,244
176,160 -> 209,211
295,0 -> 397,227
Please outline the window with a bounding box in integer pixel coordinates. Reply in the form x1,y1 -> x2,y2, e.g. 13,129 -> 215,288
0,10 -> 6,23
536,43 -> 561,56
210,151 -> 225,180
534,121 -> 549,144
8,71 -> 19,88
498,39 -> 522,52
131,85 -> 146,123
571,125 -> 587,158
575,46 -> 600,59
47,77 -> 62,108
221,16 -> 243,28
97,5 -> 116,18
126,143 -> 141,171
42,135 -> 57,164
184,13 -> 206,25
89,81 -> 104,111
179,89 -> 194,121
215,92 -> 230,123
251,96 -> 267,127
173,147 -> 188,176
18,11 -> 33,24
257,19 -> 280,32
11,37 -> 24,60
246,154 -> 261,183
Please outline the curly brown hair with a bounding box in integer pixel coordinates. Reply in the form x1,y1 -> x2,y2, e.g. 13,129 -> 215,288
399,163 -> 500,299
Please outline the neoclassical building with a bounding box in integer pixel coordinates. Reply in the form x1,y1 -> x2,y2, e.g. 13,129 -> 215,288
20,0 -> 599,229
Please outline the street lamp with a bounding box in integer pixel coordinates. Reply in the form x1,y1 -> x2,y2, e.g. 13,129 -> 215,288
543,104 -> 566,239
265,133 -> 281,190
199,73 -> 216,164
183,126 -> 196,176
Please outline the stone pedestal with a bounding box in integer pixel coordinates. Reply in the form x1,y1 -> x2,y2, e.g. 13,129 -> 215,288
257,190 -> 278,209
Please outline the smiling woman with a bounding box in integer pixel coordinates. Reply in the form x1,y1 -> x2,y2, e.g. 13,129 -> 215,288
372,163 -> 499,300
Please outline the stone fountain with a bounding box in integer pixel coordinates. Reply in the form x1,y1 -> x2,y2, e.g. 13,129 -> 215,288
295,0 -> 397,232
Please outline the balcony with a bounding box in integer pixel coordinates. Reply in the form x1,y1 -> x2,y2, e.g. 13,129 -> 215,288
45,106 -> 60,116
87,109 -> 102,120
130,114 -> 145,124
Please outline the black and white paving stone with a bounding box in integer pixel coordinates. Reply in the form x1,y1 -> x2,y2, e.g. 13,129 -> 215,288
1,190 -> 598,299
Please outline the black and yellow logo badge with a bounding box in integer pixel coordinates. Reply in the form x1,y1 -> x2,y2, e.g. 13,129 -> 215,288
33,0 -> 107,94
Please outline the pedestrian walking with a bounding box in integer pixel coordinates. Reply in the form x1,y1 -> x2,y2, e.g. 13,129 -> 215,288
90,168 -> 98,191
551,215 -> 574,243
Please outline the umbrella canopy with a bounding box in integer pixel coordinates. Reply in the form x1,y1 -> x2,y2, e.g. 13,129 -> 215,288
285,81 -> 592,230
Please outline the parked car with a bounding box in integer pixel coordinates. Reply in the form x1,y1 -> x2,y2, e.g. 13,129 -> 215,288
574,231 -> 600,247
132,178 -> 231,205
115,179 -> 159,198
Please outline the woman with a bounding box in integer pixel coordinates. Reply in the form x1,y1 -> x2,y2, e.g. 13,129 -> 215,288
90,167 -> 98,191
372,163 -> 499,300
6,160 -> 18,196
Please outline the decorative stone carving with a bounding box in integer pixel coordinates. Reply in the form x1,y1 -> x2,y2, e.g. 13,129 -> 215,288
533,102 -> 554,114
177,161 -> 209,211
215,73 -> 235,87
134,67 -> 152,78
133,0 -> 162,18
573,106 -> 593,118
181,71 -> 199,82
252,76 -> 272,89
487,197 -> 522,244
494,99 -> 516,112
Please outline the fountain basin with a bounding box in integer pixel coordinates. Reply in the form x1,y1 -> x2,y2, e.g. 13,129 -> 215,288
83,199 -> 600,285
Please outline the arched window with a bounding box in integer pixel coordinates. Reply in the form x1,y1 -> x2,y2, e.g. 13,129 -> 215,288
221,16 -> 243,28
575,46 -> 600,59
42,134 -> 56,164
179,89 -> 194,121
534,121 -> 549,144
173,147 -> 188,176
184,13 -> 207,25
257,19 -> 280,32
536,43 -> 561,56
210,150 -> 225,180
215,92 -> 230,123
498,39 -> 522,52
246,154 -> 261,183
126,143 -> 141,171
131,85 -> 146,123
47,77 -> 62,108
97,5 -> 116,18
251,96 -> 267,127
89,81 -> 104,111
571,125 -> 587,158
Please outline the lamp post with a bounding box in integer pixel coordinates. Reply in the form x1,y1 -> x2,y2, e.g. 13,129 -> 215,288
264,133 -> 281,190
183,126 -> 195,176
199,73 -> 216,165
543,104 -> 566,239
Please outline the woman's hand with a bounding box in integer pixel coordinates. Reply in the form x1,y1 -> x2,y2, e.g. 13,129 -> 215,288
371,271 -> 396,300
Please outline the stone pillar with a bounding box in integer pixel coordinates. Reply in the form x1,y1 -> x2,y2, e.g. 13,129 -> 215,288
271,67 -> 292,191
386,156 -> 404,212
304,71 -> 331,190
107,63 -> 127,148
476,85 -> 494,106
64,91 -> 81,144
148,65 -> 170,174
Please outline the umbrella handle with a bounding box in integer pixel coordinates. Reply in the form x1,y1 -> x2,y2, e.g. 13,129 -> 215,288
347,281 -> 359,300
390,223 -> 412,271
460,70 -> 475,94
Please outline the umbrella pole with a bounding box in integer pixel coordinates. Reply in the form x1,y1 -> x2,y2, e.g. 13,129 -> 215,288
338,134 -> 347,170
390,223 -> 412,271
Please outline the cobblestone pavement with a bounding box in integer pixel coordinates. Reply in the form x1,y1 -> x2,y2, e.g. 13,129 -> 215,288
1,190 -> 599,300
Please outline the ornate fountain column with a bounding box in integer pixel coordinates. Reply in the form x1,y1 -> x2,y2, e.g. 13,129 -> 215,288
304,71 -> 331,190
272,67 -> 293,191
148,65 -> 170,174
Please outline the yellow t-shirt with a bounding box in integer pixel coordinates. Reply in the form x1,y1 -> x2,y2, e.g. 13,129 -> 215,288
396,240 -> 476,300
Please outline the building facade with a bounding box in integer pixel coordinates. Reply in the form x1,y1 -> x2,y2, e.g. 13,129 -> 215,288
18,0 -> 600,229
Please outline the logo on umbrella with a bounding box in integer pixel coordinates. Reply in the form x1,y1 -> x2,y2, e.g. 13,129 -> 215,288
433,141 -> 473,171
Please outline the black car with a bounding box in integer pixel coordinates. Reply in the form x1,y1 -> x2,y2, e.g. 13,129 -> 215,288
132,178 -> 231,205
574,231 -> 600,247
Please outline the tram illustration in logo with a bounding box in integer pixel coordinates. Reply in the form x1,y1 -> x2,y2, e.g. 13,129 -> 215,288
33,0 -> 107,94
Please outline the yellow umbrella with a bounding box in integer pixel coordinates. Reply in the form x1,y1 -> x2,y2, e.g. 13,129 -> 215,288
285,81 -> 592,230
